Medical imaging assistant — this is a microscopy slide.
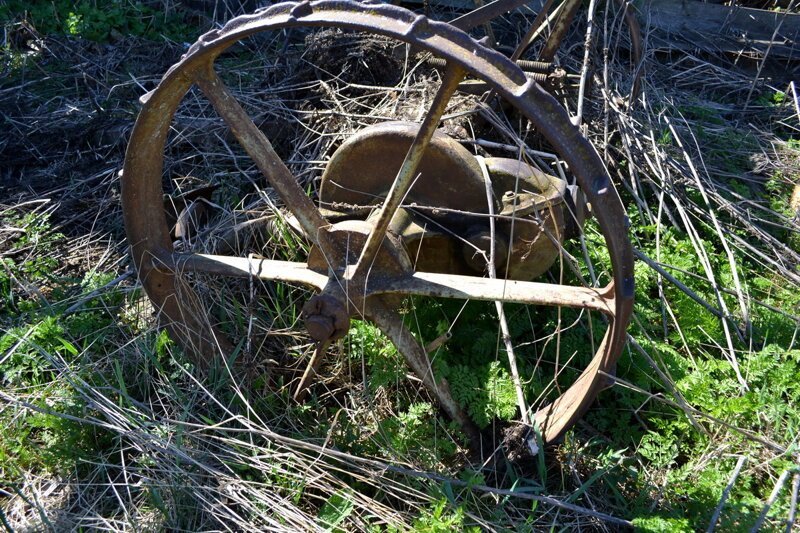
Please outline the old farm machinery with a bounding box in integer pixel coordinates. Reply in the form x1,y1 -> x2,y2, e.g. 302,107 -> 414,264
122,0 -> 636,445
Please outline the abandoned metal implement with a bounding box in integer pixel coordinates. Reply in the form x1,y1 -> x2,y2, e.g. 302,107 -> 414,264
121,0 -> 634,445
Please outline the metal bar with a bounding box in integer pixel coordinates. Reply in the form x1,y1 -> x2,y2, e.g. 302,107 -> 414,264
540,0 -> 583,62
167,253 -> 329,290
510,0 -> 559,62
449,0 -> 533,31
370,272 -> 614,315
366,297 -> 480,445
426,56 -> 553,73
195,67 -> 339,261
351,64 -> 465,279
293,340 -> 331,402
167,252 -> 612,315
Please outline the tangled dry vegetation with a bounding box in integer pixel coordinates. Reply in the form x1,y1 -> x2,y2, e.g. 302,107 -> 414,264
1,2 -> 800,531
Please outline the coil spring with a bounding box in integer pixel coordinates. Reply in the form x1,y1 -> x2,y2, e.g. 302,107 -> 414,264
426,57 -> 553,73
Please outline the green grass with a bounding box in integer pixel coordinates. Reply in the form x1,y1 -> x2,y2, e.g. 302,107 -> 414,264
2,5 -> 800,530
0,0 -> 192,43
0,210 -> 122,482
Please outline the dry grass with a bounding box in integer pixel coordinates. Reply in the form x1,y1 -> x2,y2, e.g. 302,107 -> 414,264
2,2 -> 799,531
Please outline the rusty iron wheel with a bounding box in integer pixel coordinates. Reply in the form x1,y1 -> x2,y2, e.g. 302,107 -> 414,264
122,0 -> 634,445
453,0 -> 645,101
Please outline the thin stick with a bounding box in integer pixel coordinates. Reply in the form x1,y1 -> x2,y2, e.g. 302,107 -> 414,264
478,156 -> 530,425
574,0 -> 598,126
787,473 -> 799,533
750,469 -> 792,532
601,370 -> 786,454
673,116 -> 750,329
743,0 -> 797,110
293,340 -> 331,402
626,336 -> 707,436
706,456 -> 746,532
64,270 -> 132,315
791,81 -> 800,126
509,0 -> 558,61
665,123 -> 748,391
633,249 -> 729,324
177,416 -> 634,527
472,0 -> 497,48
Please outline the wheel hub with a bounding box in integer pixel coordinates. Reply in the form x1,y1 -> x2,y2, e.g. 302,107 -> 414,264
302,294 -> 350,342
304,218 -> 414,341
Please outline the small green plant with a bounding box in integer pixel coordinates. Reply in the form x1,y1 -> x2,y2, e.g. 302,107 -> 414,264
412,499 -> 479,533
755,89 -> 787,107
442,360 -> 518,429
377,402 -> 458,466
348,321 -> 405,391
318,491 -> 355,531
0,0 -> 192,43
0,208 -> 126,480
632,516 -> 693,533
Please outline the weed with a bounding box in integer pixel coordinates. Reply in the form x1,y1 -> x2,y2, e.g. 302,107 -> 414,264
411,499 -> 479,532
632,515 -> 693,532
0,0 -> 192,43
318,491 -> 355,531
348,320 -> 405,391
755,89 -> 787,107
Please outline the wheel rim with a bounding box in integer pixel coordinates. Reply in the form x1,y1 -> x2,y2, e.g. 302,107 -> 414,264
122,0 -> 634,444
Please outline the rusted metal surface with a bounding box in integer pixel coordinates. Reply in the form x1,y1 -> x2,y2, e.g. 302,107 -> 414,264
321,121 -> 492,275
122,0 -> 634,444
320,123 -> 570,280
302,295 -> 350,342
449,0 -> 534,32
539,0 -> 582,62
167,253 -> 328,289
485,157 -> 567,280
351,64 -> 465,280
166,252 -> 615,314
320,122 -> 489,222
426,56 -> 553,73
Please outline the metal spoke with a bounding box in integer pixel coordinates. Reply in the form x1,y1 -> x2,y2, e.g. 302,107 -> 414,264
351,64 -> 466,279
167,252 -> 329,290
294,340 -> 332,402
509,0 -> 559,62
368,272 -> 615,316
195,66 -> 338,259
166,251 -> 613,315
366,297 -> 480,444
540,0 -> 583,62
